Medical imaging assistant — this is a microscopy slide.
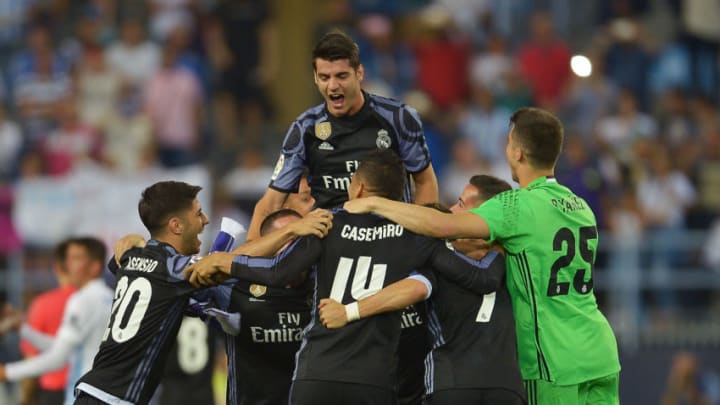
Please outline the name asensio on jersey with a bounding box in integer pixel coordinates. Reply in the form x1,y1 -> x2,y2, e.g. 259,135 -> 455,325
124,257 -> 159,273
340,223 -> 404,242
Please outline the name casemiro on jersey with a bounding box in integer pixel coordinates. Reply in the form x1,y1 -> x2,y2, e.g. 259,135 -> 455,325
340,224 -> 405,242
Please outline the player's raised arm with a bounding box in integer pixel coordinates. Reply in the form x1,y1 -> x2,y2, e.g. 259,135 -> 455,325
228,236 -> 322,287
411,164 -> 439,205
234,209 -> 332,257
344,197 -> 490,240
246,188 -> 290,241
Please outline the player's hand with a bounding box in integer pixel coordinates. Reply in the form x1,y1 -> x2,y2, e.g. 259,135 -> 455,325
343,197 -> 376,214
451,239 -> 491,260
318,298 -> 348,329
0,304 -> 23,335
289,209 -> 333,238
113,234 -> 147,265
185,253 -> 232,288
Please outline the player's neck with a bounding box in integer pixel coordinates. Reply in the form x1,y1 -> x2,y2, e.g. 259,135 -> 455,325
153,234 -> 184,254
341,90 -> 365,117
518,168 -> 555,188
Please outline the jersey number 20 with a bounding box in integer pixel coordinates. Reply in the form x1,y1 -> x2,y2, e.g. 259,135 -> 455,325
547,226 -> 597,297
103,276 -> 153,343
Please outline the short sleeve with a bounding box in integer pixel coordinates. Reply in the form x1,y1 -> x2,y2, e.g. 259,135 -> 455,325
395,105 -> 431,174
471,189 -> 521,247
268,122 -> 307,192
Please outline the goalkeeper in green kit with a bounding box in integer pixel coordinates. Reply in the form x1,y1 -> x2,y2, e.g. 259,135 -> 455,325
344,107 -> 620,405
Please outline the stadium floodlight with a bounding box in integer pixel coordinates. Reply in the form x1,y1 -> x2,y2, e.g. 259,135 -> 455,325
571,55 -> 592,78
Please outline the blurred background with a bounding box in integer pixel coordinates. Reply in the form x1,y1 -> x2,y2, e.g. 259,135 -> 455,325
0,0 -> 719,403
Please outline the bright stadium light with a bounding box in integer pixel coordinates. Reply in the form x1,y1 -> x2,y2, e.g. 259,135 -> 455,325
570,55 -> 592,78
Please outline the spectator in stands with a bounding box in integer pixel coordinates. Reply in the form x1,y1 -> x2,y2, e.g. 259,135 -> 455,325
440,138 -> 492,206
662,351 -> 719,405
456,84 -> 511,168
356,14 -> 416,99
637,144 -> 696,317
517,11 -> 571,109
42,102 -> 103,176
603,18 -> 653,110
680,0 -> 720,103
144,42 -> 202,168
556,136 -> 607,227
105,18 -> 161,88
76,47 -> 122,130
469,33 -> 512,94
209,0 -> 275,127
148,0 -> 195,41
103,85 -> 154,172
595,89 -> 658,168
11,25 -> 72,143
560,51 -> 619,139
412,5 -> 471,110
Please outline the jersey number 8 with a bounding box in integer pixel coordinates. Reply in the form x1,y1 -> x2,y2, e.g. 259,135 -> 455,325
102,276 -> 153,343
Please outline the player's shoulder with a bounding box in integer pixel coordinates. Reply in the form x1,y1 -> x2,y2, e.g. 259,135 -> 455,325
366,92 -> 406,111
30,288 -> 60,307
294,103 -> 329,128
479,188 -> 522,209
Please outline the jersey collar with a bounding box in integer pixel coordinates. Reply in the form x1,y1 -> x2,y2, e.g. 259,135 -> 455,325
526,175 -> 557,190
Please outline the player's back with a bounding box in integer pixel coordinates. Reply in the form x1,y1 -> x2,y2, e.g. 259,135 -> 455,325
293,211 -> 443,389
226,279 -> 312,405
478,177 -> 620,384
76,240 -> 198,404
157,317 -> 216,405
425,253 -> 523,397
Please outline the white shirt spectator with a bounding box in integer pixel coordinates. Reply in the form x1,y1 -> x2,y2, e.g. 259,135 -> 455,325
5,279 -> 114,405
637,170 -> 696,228
105,41 -> 161,86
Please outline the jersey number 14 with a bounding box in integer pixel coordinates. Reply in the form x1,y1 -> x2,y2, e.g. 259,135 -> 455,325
330,256 -> 387,301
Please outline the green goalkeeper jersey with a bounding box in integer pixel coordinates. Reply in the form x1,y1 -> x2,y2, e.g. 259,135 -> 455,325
471,176 -> 620,385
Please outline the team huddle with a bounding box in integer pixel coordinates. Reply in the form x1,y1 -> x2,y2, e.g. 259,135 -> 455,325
2,30 -> 620,405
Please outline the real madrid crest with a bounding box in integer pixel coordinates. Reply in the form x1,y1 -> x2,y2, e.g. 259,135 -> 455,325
249,284 -> 267,297
376,129 -> 392,149
315,122 -> 332,140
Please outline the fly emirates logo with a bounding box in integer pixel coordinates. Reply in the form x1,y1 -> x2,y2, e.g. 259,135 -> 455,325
250,312 -> 304,343
321,160 -> 360,191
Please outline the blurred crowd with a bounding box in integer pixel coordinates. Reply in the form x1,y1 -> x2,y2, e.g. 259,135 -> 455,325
0,0 -> 719,342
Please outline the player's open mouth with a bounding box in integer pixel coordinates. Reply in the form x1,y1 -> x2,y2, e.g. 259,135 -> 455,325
329,94 -> 344,108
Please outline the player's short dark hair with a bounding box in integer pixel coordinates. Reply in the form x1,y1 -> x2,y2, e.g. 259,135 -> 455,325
423,202 -> 451,214
509,107 -> 564,169
138,181 -> 202,235
312,30 -> 361,70
260,209 -> 303,236
355,150 -> 406,201
54,239 -> 70,271
69,236 -> 107,263
468,175 -> 512,202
